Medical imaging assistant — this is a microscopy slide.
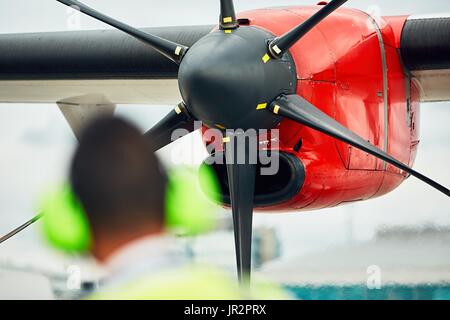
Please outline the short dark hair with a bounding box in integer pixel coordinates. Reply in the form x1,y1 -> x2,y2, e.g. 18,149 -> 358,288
70,117 -> 167,235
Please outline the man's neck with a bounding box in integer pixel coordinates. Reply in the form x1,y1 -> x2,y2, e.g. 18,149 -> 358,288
92,227 -> 164,263
100,233 -> 184,287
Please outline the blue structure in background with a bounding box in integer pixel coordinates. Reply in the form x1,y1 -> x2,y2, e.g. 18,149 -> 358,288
285,285 -> 450,300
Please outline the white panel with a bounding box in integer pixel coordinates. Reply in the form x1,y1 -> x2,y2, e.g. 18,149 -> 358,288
0,79 -> 180,105
411,69 -> 450,102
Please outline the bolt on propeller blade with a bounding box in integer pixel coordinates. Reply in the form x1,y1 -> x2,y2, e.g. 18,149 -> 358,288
56,0 -> 188,64
144,103 -> 196,152
270,95 -> 450,197
219,0 -> 238,29
224,134 -> 256,284
269,0 -> 348,58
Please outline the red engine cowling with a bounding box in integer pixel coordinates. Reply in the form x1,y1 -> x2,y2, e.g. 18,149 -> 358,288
200,6 -> 418,212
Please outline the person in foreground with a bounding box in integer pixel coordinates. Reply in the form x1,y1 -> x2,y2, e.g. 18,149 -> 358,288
59,116 -> 287,300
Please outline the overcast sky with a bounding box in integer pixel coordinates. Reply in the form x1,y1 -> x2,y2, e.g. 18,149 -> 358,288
0,0 -> 449,269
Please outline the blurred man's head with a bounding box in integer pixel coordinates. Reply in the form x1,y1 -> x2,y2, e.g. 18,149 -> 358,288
70,117 -> 167,261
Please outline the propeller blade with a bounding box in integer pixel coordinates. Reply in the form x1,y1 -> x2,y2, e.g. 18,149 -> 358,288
270,95 -> 450,197
269,0 -> 348,58
219,0 -> 238,29
0,214 -> 42,245
224,133 -> 256,283
56,0 -> 188,64
144,103 -> 195,152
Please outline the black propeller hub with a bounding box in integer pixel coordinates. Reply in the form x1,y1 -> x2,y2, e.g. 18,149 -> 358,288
178,26 -> 296,131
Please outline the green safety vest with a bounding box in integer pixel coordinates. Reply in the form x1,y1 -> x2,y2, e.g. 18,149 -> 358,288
88,265 -> 289,300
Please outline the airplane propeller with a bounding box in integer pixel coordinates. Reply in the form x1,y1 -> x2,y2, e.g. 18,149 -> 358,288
220,0 -> 239,30
0,0 -> 436,285
269,95 -> 450,196
225,134 -> 257,283
143,102 -> 195,152
0,214 -> 42,244
56,0 -> 188,63
268,0 -> 348,58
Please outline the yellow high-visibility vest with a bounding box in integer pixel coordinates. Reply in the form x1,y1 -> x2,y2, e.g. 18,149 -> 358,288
88,266 -> 289,300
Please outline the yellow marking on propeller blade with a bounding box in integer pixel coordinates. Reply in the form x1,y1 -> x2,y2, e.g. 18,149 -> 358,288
215,124 -> 226,129
256,103 -> 268,110
175,46 -> 182,56
262,54 -> 271,63
223,137 -> 231,143
273,105 -> 280,115
175,106 -> 182,114
224,29 -> 232,34
223,17 -> 233,23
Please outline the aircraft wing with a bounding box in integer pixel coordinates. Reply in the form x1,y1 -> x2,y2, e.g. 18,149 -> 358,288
0,25 -> 213,105
1,15 -> 449,104
400,15 -> 450,102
